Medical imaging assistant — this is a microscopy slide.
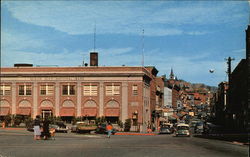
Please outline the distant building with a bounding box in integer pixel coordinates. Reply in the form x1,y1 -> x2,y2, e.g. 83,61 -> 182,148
214,81 -> 228,125
164,87 -> 172,108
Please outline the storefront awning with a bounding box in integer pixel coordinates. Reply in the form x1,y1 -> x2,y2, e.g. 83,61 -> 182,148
60,108 -> 75,117
0,107 -> 10,116
168,115 -> 177,120
82,108 -> 97,117
105,108 -> 119,117
159,117 -> 167,121
17,108 -> 31,115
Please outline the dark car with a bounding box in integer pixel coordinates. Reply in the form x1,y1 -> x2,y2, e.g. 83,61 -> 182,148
95,123 -> 116,135
27,123 -> 34,132
53,121 -> 69,133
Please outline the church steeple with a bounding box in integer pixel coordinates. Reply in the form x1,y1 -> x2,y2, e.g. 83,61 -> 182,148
169,68 -> 175,80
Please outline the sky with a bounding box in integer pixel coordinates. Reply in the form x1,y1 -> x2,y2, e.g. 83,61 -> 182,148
1,1 -> 249,86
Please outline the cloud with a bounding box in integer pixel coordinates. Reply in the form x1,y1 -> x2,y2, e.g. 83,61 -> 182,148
1,31 -> 45,51
3,1 -> 246,36
1,46 -> 135,67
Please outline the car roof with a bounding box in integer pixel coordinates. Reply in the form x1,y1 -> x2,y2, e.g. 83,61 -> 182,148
177,124 -> 189,127
76,121 -> 86,124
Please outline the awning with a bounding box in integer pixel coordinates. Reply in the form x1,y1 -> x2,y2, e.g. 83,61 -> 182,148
159,117 -> 167,121
82,108 -> 97,116
0,107 -> 10,116
60,108 -> 75,116
17,108 -> 31,115
168,115 -> 177,120
105,108 -> 120,117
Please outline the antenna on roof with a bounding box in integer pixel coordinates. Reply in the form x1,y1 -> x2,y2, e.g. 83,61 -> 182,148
141,29 -> 144,67
82,53 -> 85,66
93,21 -> 96,52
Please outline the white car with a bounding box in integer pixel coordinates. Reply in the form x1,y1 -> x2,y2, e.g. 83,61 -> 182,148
175,124 -> 190,137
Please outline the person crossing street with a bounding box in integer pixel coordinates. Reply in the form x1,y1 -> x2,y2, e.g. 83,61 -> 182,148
106,123 -> 113,138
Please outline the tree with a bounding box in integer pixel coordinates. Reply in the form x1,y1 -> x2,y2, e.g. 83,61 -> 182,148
124,118 -> 131,132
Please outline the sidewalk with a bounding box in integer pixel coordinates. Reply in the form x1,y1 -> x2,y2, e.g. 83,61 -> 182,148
193,133 -> 249,145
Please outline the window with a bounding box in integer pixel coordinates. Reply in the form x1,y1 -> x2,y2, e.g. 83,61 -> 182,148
132,85 -> 138,96
106,84 -> 120,96
0,85 -> 11,96
19,85 -> 32,96
83,84 -> 97,96
40,85 -> 54,95
62,85 -> 75,95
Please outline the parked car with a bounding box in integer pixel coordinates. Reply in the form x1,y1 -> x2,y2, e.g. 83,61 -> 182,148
72,121 -> 97,133
53,121 -> 69,133
195,121 -> 204,133
175,123 -> 190,137
27,123 -> 34,132
95,123 -> 117,135
159,123 -> 174,134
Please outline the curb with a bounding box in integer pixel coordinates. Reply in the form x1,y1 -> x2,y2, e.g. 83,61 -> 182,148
0,128 -> 26,131
115,132 -> 157,136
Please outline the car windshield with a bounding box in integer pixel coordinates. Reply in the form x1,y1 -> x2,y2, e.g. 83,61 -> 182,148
162,126 -> 170,129
197,122 -> 203,126
177,126 -> 189,130
56,122 -> 66,127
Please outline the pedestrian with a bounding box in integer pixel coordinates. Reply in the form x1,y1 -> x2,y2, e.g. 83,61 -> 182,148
42,116 -> 50,140
33,115 -> 41,140
2,121 -> 6,128
106,123 -> 113,138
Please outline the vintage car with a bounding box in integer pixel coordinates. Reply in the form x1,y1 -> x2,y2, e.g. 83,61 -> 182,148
175,123 -> 190,137
74,120 -> 97,133
51,121 -> 69,133
159,123 -> 174,134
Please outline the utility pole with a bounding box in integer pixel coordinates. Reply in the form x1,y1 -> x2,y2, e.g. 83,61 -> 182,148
225,56 -> 234,123
225,57 -> 235,83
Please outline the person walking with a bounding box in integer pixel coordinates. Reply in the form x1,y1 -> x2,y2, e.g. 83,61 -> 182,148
42,116 -> 50,140
33,115 -> 41,140
106,123 -> 113,138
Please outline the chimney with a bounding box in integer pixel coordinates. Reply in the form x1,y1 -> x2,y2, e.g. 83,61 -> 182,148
90,52 -> 98,66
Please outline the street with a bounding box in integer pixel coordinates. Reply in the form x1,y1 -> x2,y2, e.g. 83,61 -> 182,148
0,129 -> 248,157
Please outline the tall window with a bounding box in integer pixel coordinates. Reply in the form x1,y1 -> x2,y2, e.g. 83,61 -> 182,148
132,85 -> 138,96
40,85 -> 54,95
83,84 -> 97,96
106,84 -> 120,96
19,85 -> 32,96
62,85 -> 75,95
0,85 -> 11,96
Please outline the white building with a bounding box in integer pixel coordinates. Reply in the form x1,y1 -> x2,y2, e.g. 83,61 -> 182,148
163,87 -> 172,108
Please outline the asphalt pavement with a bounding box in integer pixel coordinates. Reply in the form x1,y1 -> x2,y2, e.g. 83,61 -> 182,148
0,129 -> 248,157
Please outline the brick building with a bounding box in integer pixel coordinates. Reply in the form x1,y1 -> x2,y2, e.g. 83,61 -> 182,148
226,25 -> 249,133
0,64 -> 162,132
